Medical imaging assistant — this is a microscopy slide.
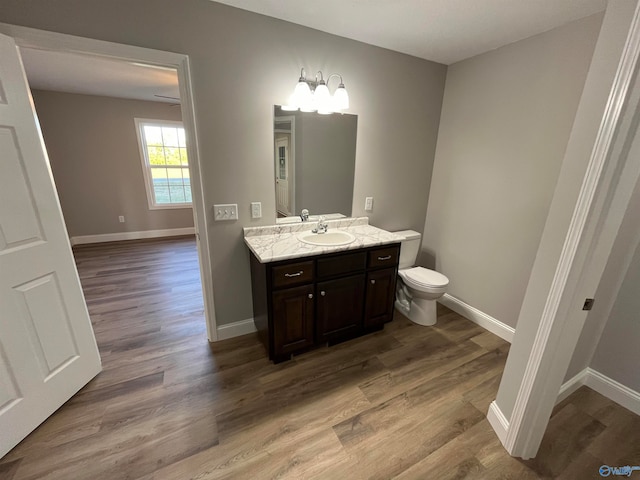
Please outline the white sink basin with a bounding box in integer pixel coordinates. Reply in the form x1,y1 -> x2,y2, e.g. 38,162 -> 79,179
298,230 -> 356,246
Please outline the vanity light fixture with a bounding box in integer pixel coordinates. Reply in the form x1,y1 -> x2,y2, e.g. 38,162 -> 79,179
282,67 -> 349,114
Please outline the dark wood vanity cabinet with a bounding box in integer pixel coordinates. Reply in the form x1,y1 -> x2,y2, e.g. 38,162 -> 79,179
364,268 -> 397,329
272,284 -> 315,356
316,274 -> 365,342
249,243 -> 400,362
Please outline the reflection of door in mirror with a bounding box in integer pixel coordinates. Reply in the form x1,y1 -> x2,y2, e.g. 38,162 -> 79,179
275,135 -> 291,216
274,115 -> 295,217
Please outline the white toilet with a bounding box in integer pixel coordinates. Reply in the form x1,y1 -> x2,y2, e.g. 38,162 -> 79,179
394,230 -> 449,326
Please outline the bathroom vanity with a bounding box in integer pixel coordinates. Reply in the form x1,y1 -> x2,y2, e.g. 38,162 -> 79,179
244,218 -> 404,363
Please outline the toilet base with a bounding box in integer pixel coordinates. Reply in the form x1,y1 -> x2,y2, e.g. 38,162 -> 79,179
397,297 -> 437,326
394,299 -> 410,317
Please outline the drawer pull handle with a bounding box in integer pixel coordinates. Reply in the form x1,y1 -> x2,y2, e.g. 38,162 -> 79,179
284,271 -> 303,278
321,291 -> 326,296
371,279 -> 376,284
308,293 -> 313,299
377,255 -> 392,261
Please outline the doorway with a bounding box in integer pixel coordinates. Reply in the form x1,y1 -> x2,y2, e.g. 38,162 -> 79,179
274,114 -> 295,217
0,23 -> 218,341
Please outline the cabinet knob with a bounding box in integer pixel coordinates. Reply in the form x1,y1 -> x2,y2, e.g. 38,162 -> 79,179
371,279 -> 376,284
308,293 -> 313,299
321,291 -> 326,296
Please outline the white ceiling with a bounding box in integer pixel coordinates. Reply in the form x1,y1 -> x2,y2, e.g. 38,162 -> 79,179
20,48 -> 180,104
18,0 -> 607,99
213,0 -> 607,65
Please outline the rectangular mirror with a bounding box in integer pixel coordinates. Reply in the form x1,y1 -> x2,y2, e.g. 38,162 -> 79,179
274,105 -> 357,222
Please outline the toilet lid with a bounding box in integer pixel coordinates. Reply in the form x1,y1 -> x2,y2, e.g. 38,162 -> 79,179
403,267 -> 449,288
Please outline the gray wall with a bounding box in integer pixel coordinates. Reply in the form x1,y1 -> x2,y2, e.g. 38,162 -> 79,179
565,152 -> 640,385
32,90 -> 193,237
296,113 -> 357,216
589,241 -> 640,391
0,0 -> 447,326
421,14 -> 603,328
495,0 -> 637,420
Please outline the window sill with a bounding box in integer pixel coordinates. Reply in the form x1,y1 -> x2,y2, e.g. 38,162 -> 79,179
148,203 -> 193,210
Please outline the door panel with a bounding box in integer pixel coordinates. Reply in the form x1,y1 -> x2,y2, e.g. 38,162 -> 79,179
0,127 -> 43,248
364,268 -> 397,328
272,284 -> 315,357
316,274 -> 365,342
0,343 -> 20,413
0,32 -> 101,458
13,273 -> 79,378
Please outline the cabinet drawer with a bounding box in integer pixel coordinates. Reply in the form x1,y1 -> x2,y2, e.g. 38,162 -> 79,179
272,260 -> 314,289
368,245 -> 399,269
317,251 -> 366,279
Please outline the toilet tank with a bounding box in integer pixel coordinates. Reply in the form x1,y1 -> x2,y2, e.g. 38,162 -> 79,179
393,230 -> 422,269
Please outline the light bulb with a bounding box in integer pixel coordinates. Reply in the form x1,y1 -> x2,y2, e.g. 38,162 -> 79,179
293,80 -> 313,111
313,83 -> 331,113
280,101 -> 297,111
333,84 -> 349,111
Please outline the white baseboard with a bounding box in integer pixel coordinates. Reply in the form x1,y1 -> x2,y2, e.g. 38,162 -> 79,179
557,368 -> 640,415
556,368 -> 588,404
216,318 -> 257,341
490,368 -> 640,456
70,227 -> 195,245
487,401 -> 510,446
585,368 -> 640,416
439,293 -> 515,343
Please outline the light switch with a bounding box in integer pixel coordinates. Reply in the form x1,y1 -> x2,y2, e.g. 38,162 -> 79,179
251,202 -> 262,219
365,197 -> 374,211
214,203 -> 238,221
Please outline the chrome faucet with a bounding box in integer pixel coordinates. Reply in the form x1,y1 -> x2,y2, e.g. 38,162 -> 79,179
300,209 -> 310,222
312,216 -> 328,234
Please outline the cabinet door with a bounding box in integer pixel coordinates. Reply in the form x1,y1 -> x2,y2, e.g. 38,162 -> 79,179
364,268 -> 397,328
316,274 -> 365,342
272,284 -> 315,358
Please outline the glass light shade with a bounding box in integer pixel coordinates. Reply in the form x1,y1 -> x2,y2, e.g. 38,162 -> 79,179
280,102 -> 298,111
293,80 -> 313,111
313,83 -> 331,113
333,85 -> 349,111
299,102 -> 315,113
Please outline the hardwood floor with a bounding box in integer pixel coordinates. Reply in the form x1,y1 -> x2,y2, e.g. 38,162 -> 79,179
2,236 -> 639,479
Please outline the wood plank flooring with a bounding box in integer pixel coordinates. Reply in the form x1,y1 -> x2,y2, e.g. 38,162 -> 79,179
2,236 -> 639,479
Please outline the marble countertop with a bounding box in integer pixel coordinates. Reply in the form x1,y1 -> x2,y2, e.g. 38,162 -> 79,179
244,217 -> 405,263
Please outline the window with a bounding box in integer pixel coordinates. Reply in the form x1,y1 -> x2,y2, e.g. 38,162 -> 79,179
135,119 -> 192,209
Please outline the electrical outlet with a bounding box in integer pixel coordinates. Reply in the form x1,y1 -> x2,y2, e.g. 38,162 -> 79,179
251,202 -> 262,219
118,215 -> 125,223
365,197 -> 374,211
214,203 -> 238,221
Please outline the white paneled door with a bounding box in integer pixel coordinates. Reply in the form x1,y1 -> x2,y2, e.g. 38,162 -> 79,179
275,135 -> 292,216
0,33 -> 102,458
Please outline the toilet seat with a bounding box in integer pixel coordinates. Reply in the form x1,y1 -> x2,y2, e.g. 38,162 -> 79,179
399,267 -> 449,291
